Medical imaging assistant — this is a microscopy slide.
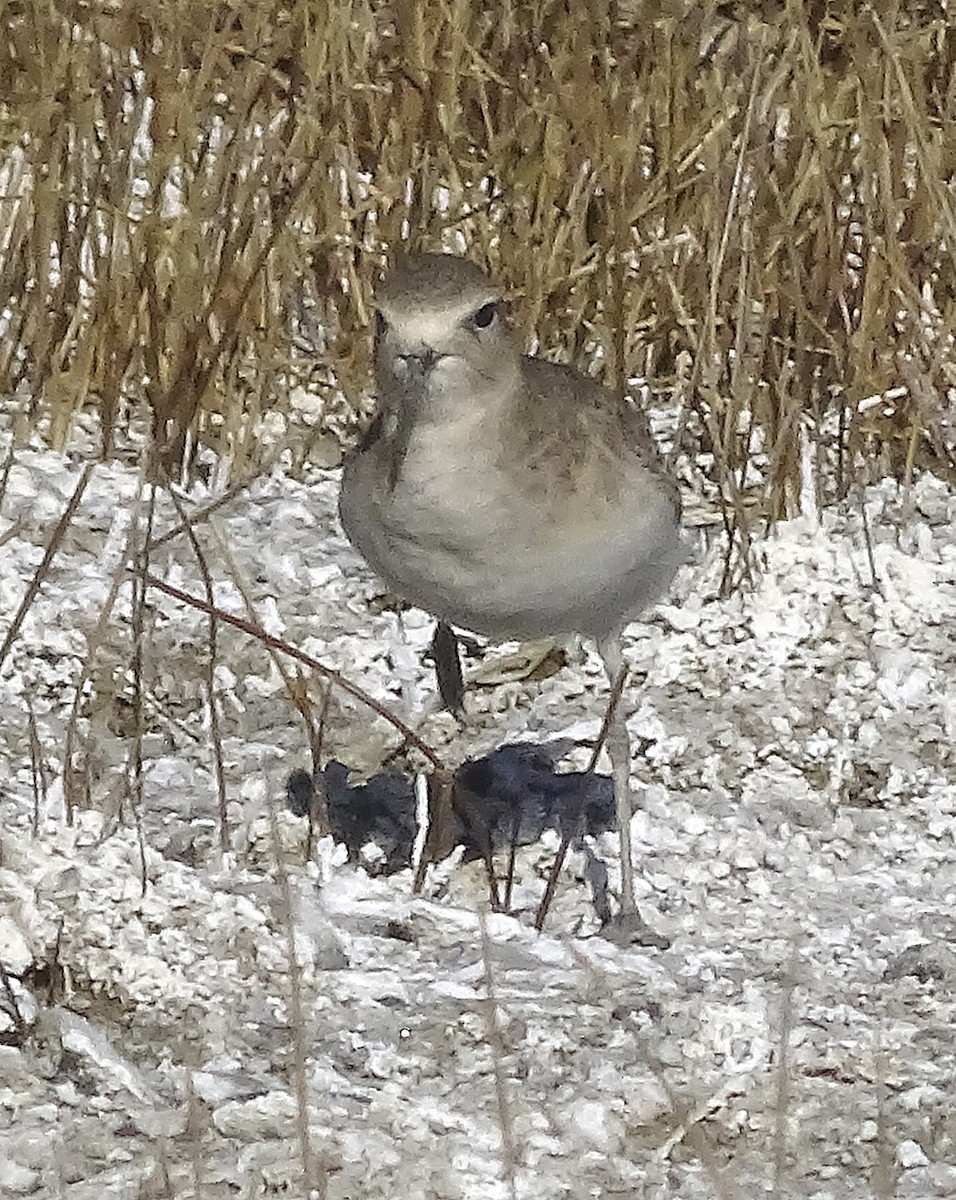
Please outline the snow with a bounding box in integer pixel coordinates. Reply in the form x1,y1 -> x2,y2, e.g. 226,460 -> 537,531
0,422 -> 954,1198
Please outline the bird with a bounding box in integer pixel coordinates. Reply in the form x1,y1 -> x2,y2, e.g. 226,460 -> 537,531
338,251 -> 684,941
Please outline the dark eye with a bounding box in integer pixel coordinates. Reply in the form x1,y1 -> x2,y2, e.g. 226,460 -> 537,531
471,302 -> 497,329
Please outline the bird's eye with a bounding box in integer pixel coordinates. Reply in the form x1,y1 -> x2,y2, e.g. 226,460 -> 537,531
471,302 -> 498,330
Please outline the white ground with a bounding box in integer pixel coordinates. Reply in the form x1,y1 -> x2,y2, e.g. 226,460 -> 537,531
0,426 -> 954,1199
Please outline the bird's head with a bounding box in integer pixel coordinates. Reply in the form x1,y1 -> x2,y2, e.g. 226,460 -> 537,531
373,253 -> 519,406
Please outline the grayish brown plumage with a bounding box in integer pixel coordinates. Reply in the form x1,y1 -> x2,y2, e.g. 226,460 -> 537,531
339,252 -> 683,937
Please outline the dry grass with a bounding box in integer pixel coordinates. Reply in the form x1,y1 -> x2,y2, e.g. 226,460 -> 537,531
0,0 -> 952,537
2,8 -> 953,1195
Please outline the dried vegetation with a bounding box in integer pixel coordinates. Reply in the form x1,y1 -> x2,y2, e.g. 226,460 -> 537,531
2,7 -> 956,1195
0,0 -> 953,530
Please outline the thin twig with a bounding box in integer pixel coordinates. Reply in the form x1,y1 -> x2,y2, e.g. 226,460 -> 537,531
859,491 -> 884,599
266,799 -> 327,1197
61,466 -> 149,825
26,699 -> 46,837
478,914 -> 519,1200
127,483 -> 153,894
534,662 -> 628,931
144,472 -> 270,553
165,483 -> 230,850
0,463 -> 94,671
771,945 -> 799,1197
142,572 -> 445,768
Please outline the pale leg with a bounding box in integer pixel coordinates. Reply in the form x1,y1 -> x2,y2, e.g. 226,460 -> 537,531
599,634 -> 669,947
598,634 -> 635,915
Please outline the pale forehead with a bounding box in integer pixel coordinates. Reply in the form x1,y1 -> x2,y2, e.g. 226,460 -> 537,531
387,305 -> 484,346
377,253 -> 501,316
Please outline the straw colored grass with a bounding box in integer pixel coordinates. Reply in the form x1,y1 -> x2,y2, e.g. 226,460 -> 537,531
1,7 -> 953,1194
0,0 -> 953,519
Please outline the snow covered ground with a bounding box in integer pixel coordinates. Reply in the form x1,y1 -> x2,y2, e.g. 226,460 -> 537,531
0,428 -> 954,1198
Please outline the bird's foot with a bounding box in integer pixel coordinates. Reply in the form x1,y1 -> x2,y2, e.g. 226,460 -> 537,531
600,908 -> 670,950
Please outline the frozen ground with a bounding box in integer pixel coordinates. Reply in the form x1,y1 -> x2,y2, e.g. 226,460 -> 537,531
0,428 -> 954,1198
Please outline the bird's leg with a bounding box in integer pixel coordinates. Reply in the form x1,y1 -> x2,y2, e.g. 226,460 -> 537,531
607,710 -> 636,909
598,635 -> 635,913
431,620 -> 465,714
598,635 -> 670,948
